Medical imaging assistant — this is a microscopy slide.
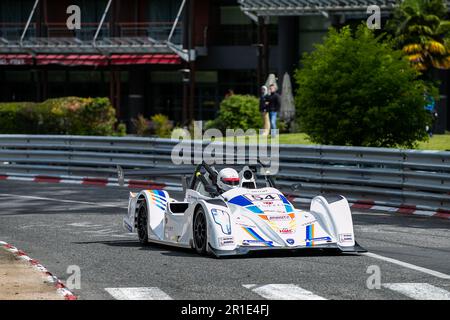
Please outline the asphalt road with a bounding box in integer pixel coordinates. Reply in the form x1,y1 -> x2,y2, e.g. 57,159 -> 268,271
0,180 -> 449,300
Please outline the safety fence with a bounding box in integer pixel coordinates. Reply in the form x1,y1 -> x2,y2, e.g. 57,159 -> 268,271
0,135 -> 449,212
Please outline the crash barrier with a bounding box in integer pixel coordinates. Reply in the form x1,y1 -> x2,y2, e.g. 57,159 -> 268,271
0,134 -> 449,212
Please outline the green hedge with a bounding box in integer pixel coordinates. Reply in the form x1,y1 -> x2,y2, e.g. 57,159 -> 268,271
0,97 -> 125,136
206,95 -> 263,132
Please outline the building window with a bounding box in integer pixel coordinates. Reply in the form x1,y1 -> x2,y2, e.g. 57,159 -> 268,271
0,0 -> 35,39
147,0 -> 182,42
220,6 -> 251,25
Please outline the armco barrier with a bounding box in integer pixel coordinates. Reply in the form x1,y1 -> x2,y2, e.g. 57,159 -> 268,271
0,134 -> 448,212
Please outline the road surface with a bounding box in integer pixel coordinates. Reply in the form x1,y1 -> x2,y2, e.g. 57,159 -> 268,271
0,180 -> 449,300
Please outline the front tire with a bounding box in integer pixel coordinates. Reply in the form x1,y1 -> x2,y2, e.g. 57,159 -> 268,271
193,207 -> 208,255
137,201 -> 149,245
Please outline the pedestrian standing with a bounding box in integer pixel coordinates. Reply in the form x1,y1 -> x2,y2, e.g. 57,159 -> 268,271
424,93 -> 438,137
260,86 -> 270,136
268,84 -> 281,137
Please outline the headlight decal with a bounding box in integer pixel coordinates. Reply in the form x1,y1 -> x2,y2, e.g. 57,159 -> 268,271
211,208 -> 232,235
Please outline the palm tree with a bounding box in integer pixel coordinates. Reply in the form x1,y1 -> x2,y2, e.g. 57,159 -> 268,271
388,0 -> 450,74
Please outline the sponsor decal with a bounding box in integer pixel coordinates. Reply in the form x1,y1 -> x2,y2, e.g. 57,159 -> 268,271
248,188 -> 271,193
339,233 -> 353,242
219,236 -> 235,246
286,238 -> 295,245
279,228 -> 294,234
310,236 -> 332,242
242,239 -> 274,246
267,214 -> 291,221
265,208 -> 288,214
245,193 -> 279,201
300,220 -> 317,227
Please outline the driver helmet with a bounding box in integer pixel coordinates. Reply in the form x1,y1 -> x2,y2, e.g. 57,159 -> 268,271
217,168 -> 240,191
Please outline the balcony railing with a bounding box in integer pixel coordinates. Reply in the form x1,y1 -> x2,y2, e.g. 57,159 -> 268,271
0,23 -> 36,40
0,21 -> 182,43
45,22 -> 110,40
0,21 -> 186,57
117,22 -> 182,43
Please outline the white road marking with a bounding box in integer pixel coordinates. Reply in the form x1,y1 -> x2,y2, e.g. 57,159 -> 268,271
363,252 -> 450,280
105,287 -> 173,300
370,206 -> 397,212
383,283 -> 450,300
412,210 -> 436,217
243,284 -> 326,300
0,193 -> 127,209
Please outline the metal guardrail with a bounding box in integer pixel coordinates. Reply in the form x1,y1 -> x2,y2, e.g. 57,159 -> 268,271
0,135 -> 449,212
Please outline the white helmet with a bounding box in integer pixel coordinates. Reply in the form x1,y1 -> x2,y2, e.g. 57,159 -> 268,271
217,168 -> 240,191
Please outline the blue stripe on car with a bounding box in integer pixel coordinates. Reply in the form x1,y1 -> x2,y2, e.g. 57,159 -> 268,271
228,195 -> 253,206
246,205 -> 264,214
246,227 -> 274,247
285,204 -> 294,213
279,194 -> 290,205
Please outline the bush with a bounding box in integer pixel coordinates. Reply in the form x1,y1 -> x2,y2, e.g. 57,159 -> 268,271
0,97 -> 124,136
132,114 -> 173,138
206,95 -> 263,132
150,114 -> 173,138
294,25 -> 432,148
132,114 -> 151,136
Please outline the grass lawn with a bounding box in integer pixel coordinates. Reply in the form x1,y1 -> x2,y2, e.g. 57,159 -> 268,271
223,132 -> 450,151
416,133 -> 450,151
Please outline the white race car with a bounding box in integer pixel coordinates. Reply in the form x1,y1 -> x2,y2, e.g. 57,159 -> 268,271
121,162 -> 366,257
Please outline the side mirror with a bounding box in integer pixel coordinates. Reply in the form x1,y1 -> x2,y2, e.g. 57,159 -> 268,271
290,183 -> 302,191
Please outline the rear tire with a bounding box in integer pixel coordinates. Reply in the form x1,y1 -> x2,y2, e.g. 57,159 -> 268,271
193,207 -> 208,255
137,201 -> 149,245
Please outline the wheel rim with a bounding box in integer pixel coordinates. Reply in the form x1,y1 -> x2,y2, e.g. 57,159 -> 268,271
194,212 -> 206,250
138,206 -> 148,241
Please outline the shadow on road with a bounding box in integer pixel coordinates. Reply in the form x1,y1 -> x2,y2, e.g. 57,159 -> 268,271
72,239 -> 201,258
72,239 -> 362,260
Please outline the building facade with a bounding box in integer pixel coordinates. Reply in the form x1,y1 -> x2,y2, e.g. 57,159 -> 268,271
0,0 -> 449,130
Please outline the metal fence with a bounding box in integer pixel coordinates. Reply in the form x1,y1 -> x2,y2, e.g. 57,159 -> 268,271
0,135 -> 449,212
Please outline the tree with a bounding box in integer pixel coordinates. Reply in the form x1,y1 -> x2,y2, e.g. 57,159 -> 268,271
387,0 -> 450,74
294,25 -> 432,148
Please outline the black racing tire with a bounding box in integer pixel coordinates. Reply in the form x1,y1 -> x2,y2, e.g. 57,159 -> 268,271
137,201 -> 149,245
193,207 -> 208,255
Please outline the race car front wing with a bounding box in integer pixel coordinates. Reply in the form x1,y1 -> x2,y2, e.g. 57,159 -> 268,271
208,242 -> 367,258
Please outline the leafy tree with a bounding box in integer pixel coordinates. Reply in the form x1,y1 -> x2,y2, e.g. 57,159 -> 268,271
294,25 -> 432,148
387,0 -> 450,74
206,95 -> 263,132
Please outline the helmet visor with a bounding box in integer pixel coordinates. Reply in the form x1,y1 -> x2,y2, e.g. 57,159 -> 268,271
221,177 -> 239,186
